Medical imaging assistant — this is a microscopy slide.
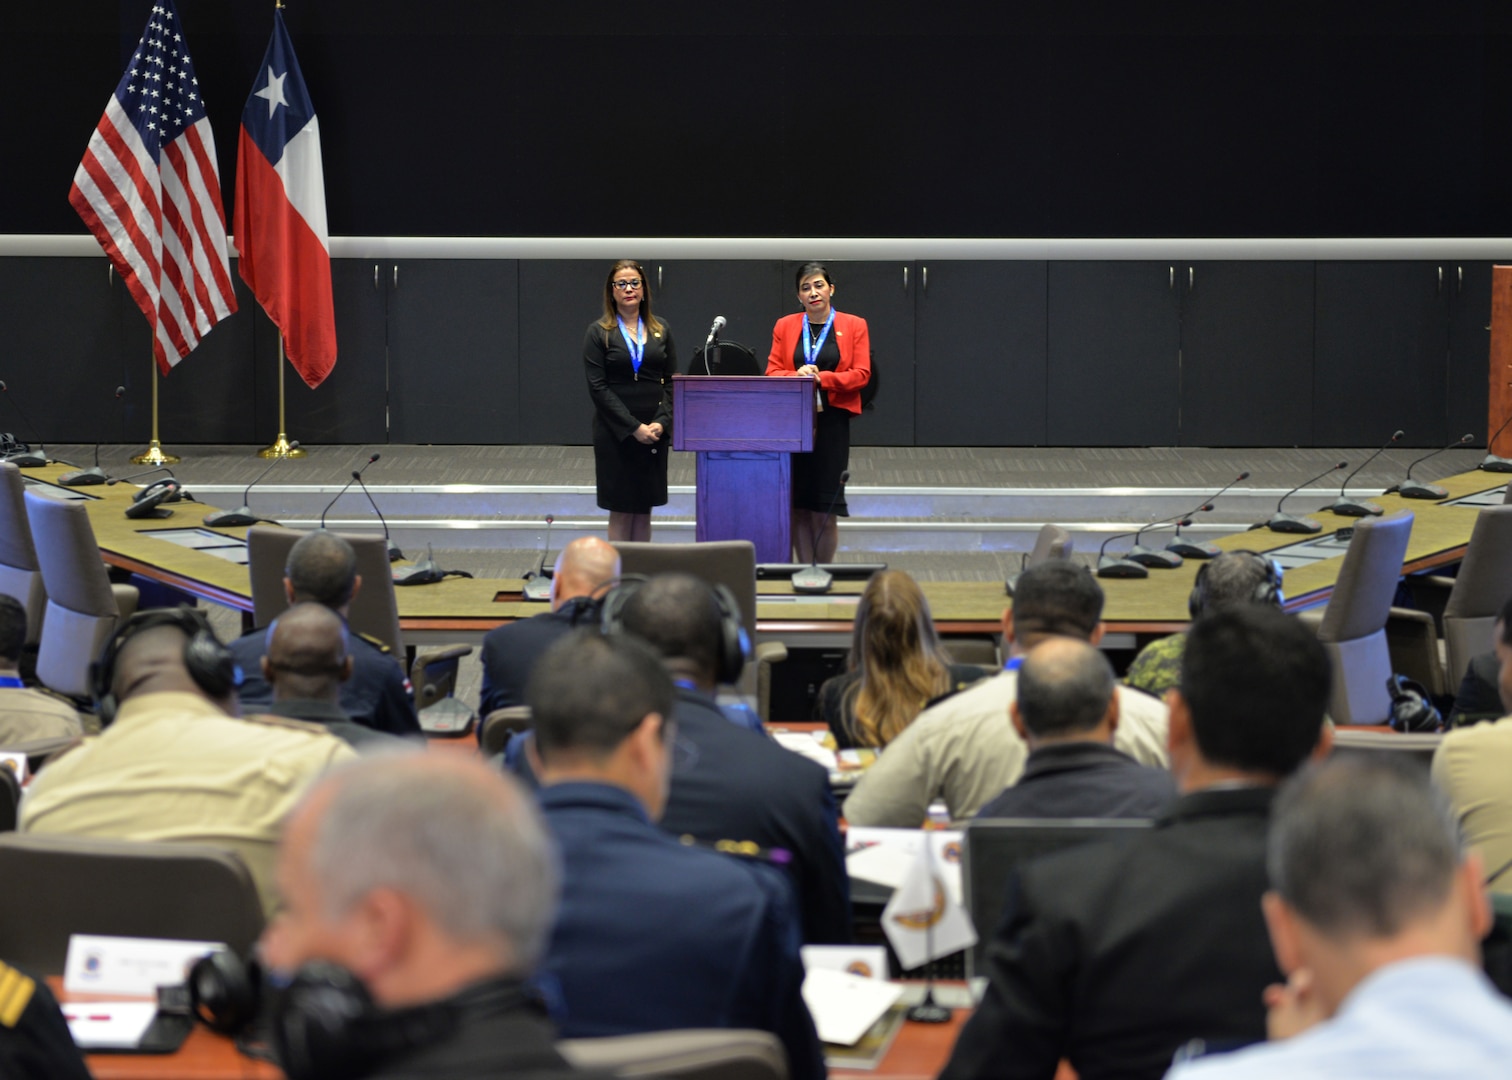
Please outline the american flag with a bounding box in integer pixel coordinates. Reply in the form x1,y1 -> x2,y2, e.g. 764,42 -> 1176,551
69,0 -> 237,373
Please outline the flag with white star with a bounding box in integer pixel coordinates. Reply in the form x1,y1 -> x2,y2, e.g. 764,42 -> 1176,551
234,8 -> 336,390
69,0 -> 238,372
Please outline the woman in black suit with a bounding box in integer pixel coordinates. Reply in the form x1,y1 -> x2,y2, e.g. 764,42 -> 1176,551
583,260 -> 676,542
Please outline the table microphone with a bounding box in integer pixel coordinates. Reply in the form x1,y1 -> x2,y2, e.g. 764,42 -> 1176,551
793,471 -> 849,594
1126,512 -> 1197,569
1480,404 -> 1512,472
0,381 -> 52,468
319,454 -> 379,529
523,515 -> 556,602
1393,434 -> 1473,500
352,461 -> 403,561
1255,461 -> 1347,534
60,385 -> 127,486
1096,529 -> 1148,579
1329,430 -> 1402,517
107,465 -> 175,487
1167,471 -> 1249,559
203,441 -> 300,527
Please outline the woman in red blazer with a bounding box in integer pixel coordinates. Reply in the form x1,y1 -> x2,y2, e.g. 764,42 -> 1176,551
766,263 -> 871,562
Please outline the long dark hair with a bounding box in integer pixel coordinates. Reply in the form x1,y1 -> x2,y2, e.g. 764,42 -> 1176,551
598,259 -> 665,339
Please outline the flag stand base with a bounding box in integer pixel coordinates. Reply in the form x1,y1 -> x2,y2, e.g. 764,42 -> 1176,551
905,988 -> 952,1024
258,433 -> 306,460
130,440 -> 180,466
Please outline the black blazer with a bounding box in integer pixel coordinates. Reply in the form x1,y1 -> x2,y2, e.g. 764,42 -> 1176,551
974,741 -> 1177,821
478,598 -> 599,718
941,786 -> 1280,1080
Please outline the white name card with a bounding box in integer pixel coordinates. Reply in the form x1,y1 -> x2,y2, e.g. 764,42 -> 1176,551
801,944 -> 889,982
63,935 -> 224,996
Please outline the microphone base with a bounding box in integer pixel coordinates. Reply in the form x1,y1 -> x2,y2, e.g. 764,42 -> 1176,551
1479,454 -> 1512,473
522,577 -> 553,602
393,562 -> 444,586
386,539 -> 404,563
1266,513 -> 1323,534
1165,538 -> 1221,559
1397,480 -> 1448,500
1328,497 -> 1384,518
1126,545 -> 1183,569
792,566 -> 835,594
58,467 -> 108,486
1096,556 -> 1149,580
905,998 -> 953,1025
2,452 -> 46,468
202,508 -> 265,528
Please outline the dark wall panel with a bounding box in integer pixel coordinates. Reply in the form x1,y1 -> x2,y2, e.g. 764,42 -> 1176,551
1179,262 -> 1315,447
653,261 -> 784,375
1048,263 -> 1179,446
1447,261 -> 1492,444
388,261 -> 520,444
516,262 -> 612,446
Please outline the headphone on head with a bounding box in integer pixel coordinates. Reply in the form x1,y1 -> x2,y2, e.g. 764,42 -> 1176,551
1188,550 -> 1284,620
90,607 -> 239,726
599,574 -> 749,685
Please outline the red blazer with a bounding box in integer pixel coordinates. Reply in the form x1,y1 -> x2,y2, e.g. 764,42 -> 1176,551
766,310 -> 871,415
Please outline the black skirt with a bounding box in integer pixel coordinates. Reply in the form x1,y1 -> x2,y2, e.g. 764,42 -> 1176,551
792,406 -> 850,516
593,404 -> 668,513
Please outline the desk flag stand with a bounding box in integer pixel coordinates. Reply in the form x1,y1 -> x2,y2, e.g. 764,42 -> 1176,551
129,348 -> 180,466
259,337 -> 306,459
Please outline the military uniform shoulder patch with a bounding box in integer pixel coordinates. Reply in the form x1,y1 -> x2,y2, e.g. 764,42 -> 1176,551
356,632 -> 392,654
0,962 -> 36,1028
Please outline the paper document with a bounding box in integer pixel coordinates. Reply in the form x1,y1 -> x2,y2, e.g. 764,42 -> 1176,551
801,967 -> 903,1046
63,1000 -> 158,1049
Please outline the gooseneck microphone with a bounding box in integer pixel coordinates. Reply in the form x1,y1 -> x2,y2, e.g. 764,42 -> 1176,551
1394,434 -> 1474,500
0,381 -> 51,468
1127,511 -> 1200,569
793,471 -> 849,594
203,441 -> 300,527
61,385 -> 128,486
1255,461 -> 1348,534
702,315 -> 727,375
319,454 -> 380,529
1096,529 -> 1149,579
523,515 -> 556,602
107,465 -> 175,487
1480,406 -> 1512,473
352,462 -> 402,561
1329,430 -> 1403,517
1167,471 -> 1250,559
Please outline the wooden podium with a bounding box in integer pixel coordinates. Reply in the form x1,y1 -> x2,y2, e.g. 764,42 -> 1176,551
672,375 -> 815,562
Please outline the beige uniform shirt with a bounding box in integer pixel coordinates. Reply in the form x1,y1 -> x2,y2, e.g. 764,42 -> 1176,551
842,670 -> 1170,827
1432,716 -> 1512,895
20,690 -> 356,914
0,686 -> 84,744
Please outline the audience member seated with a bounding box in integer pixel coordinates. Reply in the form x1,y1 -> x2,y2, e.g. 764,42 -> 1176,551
1124,550 -> 1282,699
1433,595 -> 1512,895
1166,756 -> 1512,1079
975,637 -> 1177,820
616,572 -> 851,944
259,603 -> 420,754
21,608 -> 354,914
232,531 -> 419,737
815,569 -> 984,750
527,631 -> 824,1080
0,595 -> 83,744
261,753 -> 606,1080
0,958 -> 91,1080
1447,648 -> 1502,727
843,561 -> 1169,826
940,606 -> 1332,1080
479,537 -> 620,717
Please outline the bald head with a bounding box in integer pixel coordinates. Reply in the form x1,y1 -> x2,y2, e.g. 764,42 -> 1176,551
113,624 -> 230,711
552,536 -> 620,609
1014,637 -> 1117,740
264,602 -> 351,704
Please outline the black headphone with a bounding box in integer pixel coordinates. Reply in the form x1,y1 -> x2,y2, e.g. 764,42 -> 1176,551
1188,550 -> 1284,620
189,953 -> 533,1080
599,574 -> 749,686
90,607 -> 239,726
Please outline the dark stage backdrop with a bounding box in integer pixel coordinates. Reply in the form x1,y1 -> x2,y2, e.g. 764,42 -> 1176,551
12,1 -> 1512,240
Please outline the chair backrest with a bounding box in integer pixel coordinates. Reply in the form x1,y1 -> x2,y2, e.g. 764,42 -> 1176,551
0,833 -> 265,974
1316,511 -> 1415,725
1026,523 -> 1073,566
26,491 -> 122,699
247,526 -> 405,656
612,539 -> 758,663
559,1029 -> 787,1080
480,706 -> 533,758
1443,506 -> 1512,686
0,463 -> 45,645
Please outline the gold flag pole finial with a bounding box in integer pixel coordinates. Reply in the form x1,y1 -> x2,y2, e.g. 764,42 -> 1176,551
130,348 -> 181,466
259,335 -> 306,458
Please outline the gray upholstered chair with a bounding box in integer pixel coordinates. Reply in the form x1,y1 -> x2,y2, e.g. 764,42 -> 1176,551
1310,511 -> 1415,725
1006,523 -> 1073,596
1417,505 -> 1512,690
480,706 -> 533,758
1330,727 -> 1442,768
25,490 -> 138,701
0,463 -> 46,645
0,834 -> 264,974
611,541 -> 787,720
559,1029 -> 787,1080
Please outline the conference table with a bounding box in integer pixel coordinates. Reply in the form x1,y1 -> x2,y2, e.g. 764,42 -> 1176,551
45,463 -> 1503,647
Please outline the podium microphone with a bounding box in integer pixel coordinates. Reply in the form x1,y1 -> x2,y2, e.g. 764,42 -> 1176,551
1254,461 -> 1347,534
319,454 -> 379,529
1127,512 -> 1198,569
352,462 -> 402,561
60,385 -> 127,486
1480,405 -> 1512,472
523,515 -> 556,602
1329,430 -> 1402,517
0,381 -> 52,468
1096,529 -> 1149,579
203,441 -> 300,528
701,315 -> 727,375
793,471 -> 849,594
1392,434 -> 1474,500
1167,471 -> 1249,559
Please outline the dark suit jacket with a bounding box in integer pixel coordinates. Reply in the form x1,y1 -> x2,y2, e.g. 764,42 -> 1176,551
974,741 -> 1177,821
941,786 -> 1280,1080
266,698 -> 418,754
232,626 -> 419,737
766,310 -> 871,414
478,598 -> 598,718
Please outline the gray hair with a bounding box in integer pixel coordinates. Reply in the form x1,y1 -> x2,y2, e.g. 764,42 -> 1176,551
1016,638 -> 1115,738
1269,756 -> 1462,939
307,755 -> 560,969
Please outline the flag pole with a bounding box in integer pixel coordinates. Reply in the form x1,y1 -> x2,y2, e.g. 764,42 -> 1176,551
259,335 -> 306,459
130,348 -> 181,466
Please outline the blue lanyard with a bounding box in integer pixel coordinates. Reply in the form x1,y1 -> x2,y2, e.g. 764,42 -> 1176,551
0,676 -> 23,689
802,310 -> 835,367
617,316 -> 645,378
